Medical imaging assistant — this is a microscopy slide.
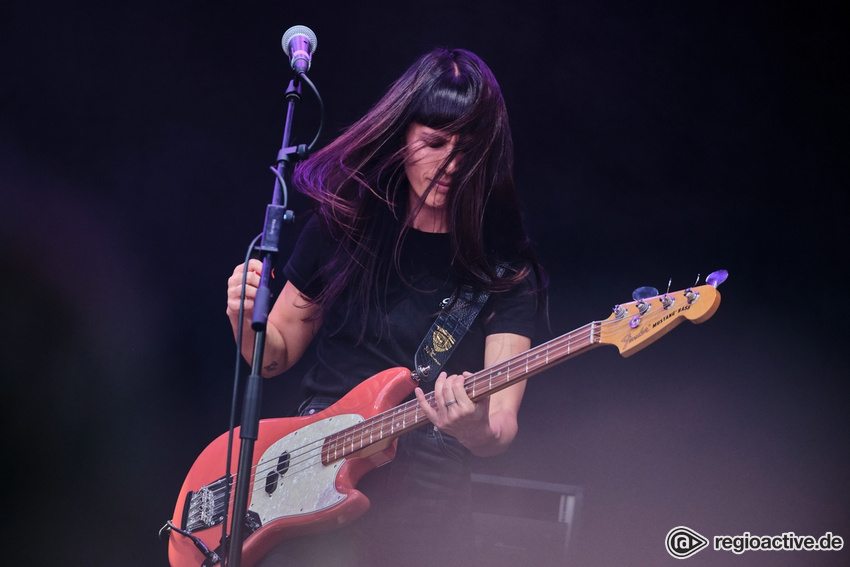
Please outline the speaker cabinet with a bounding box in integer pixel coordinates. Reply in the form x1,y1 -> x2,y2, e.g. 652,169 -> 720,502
471,474 -> 583,566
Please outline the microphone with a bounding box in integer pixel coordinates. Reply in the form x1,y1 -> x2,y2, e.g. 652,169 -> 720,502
281,25 -> 317,74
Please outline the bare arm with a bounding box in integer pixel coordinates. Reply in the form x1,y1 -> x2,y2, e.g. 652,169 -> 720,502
415,332 -> 530,457
226,259 -> 322,377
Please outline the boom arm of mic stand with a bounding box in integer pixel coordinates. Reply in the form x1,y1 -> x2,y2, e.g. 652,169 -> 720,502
227,77 -> 303,567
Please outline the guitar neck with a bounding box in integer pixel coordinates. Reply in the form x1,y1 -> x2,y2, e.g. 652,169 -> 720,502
465,321 -> 601,403
321,322 -> 601,463
322,280 -> 723,463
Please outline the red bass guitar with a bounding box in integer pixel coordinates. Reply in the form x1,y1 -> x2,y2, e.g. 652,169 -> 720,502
165,275 -> 725,567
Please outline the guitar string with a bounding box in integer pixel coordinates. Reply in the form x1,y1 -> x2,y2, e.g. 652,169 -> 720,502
194,294 -> 690,519
201,315 -> 629,511
203,322 -> 605,511
200,316 -> 630,513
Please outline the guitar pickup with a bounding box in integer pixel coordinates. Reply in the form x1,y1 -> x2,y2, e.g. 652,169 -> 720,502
264,452 -> 291,496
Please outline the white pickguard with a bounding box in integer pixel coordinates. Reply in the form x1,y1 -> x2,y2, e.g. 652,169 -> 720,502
249,414 -> 363,525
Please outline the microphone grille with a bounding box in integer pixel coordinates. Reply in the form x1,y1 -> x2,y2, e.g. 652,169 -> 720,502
281,25 -> 317,55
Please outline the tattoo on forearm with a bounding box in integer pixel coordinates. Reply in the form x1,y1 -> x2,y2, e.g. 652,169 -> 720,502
264,361 -> 279,372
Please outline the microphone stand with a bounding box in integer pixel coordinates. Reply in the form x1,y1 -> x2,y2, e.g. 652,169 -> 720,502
226,77 -> 304,567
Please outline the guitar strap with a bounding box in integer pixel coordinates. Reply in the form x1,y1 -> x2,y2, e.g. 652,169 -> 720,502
412,264 -> 507,382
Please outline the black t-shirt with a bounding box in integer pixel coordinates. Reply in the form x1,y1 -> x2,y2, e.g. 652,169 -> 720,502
282,215 -> 538,399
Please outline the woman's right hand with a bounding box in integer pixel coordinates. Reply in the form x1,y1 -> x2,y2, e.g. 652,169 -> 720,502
226,258 -> 321,376
225,260 -> 320,376
226,259 -> 264,319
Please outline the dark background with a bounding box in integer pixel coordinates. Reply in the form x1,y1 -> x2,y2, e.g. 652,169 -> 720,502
2,1 -> 847,566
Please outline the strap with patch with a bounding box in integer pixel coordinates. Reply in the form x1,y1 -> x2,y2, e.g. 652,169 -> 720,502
411,264 -> 506,382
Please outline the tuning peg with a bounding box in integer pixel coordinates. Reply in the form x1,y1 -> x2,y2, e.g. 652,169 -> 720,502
706,269 -> 729,288
658,278 -> 675,309
684,288 -> 700,304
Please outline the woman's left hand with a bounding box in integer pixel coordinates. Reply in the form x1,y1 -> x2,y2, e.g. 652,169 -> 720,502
414,372 -> 495,450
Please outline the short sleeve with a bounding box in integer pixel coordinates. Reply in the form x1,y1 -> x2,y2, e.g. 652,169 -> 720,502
481,268 -> 540,341
282,215 -> 328,298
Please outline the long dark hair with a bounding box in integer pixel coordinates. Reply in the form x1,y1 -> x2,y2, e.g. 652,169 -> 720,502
292,47 -> 546,335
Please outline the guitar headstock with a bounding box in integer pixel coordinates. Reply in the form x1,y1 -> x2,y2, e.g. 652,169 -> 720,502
600,273 -> 725,357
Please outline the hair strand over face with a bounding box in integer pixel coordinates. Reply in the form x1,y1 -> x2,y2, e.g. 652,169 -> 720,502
291,48 -> 547,339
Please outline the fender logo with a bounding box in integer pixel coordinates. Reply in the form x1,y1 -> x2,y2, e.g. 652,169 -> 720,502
621,325 -> 650,346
